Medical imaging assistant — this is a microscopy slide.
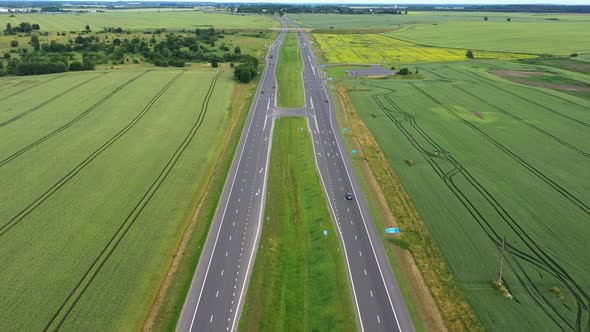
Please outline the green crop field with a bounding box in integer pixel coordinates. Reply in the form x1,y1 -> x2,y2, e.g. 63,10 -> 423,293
335,61 -> 590,331
0,67 -> 239,331
239,117 -> 356,331
0,11 -> 277,32
276,32 -> 304,108
289,11 -> 590,30
390,20 -> 590,56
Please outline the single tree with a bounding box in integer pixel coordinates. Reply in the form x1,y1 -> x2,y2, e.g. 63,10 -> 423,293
10,40 -> 18,47
466,50 -> 474,59
507,18 -> 511,22
3,53 -> 11,59
484,16 -> 488,21
211,59 -> 218,68
5,23 -> 12,33
30,34 -> 40,51
398,67 -> 409,75
85,24 -> 91,32
234,46 -> 241,54
31,23 -> 40,30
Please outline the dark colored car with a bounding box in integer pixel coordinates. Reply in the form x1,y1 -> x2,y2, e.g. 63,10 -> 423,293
345,193 -> 353,200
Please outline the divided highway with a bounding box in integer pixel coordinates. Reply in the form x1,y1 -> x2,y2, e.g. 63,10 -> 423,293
177,21 -> 414,332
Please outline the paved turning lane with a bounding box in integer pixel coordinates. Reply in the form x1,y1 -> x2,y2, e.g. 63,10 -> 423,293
176,26 -> 286,332
296,30 -> 415,332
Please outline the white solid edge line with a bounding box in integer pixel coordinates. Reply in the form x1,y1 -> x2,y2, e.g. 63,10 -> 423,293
306,117 -> 365,332
230,118 -> 275,332
187,29 -> 284,332
316,40 -> 403,332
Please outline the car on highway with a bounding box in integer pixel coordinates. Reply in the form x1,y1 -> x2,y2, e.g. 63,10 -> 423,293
345,193 -> 353,200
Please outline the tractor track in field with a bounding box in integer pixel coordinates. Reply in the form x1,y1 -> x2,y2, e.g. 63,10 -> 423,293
368,84 -> 589,331
0,75 -> 64,103
452,85 -> 590,159
0,71 -> 184,238
0,71 -> 150,168
446,66 -> 590,128
43,70 -> 223,332
0,73 -> 106,127
409,82 -> 590,216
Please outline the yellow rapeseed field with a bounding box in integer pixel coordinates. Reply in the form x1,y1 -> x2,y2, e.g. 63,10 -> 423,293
313,34 -> 534,64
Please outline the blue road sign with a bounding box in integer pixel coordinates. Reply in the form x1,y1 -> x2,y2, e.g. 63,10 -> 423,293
352,149 -> 358,154
385,227 -> 400,234
323,230 -> 328,236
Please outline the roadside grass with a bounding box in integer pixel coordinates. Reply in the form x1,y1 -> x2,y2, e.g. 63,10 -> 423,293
0,11 -> 277,32
276,32 -> 304,108
239,117 -> 357,331
0,68 -> 238,331
313,33 -> 533,65
340,62 -> 590,331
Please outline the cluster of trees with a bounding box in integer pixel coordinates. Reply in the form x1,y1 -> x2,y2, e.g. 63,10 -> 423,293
1,26 -> 259,78
233,54 -> 259,83
4,22 -> 40,35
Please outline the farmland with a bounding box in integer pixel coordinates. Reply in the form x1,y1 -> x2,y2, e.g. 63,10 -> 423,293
390,20 -> 590,55
239,117 -> 356,331
313,33 -> 534,65
0,11 -> 277,32
0,67 -> 241,331
289,11 -> 590,30
333,61 -> 590,331
276,32 -> 304,108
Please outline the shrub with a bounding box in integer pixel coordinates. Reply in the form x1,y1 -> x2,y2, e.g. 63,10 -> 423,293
466,50 -> 474,59
570,53 -> 578,57
68,61 -> 84,71
398,67 -> 409,75
10,40 -> 19,47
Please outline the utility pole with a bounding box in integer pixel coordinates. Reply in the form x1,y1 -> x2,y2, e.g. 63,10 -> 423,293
497,236 -> 506,285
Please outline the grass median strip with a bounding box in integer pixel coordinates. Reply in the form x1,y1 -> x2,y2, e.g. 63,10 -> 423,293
277,33 -> 305,108
239,117 -> 357,331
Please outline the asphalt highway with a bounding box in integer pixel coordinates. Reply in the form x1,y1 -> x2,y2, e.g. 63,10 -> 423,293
177,20 -> 414,332
295,30 -> 415,332
176,25 -> 287,332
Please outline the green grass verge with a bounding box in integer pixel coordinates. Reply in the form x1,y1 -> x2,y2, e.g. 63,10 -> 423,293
276,32 -> 304,108
239,117 -> 357,331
